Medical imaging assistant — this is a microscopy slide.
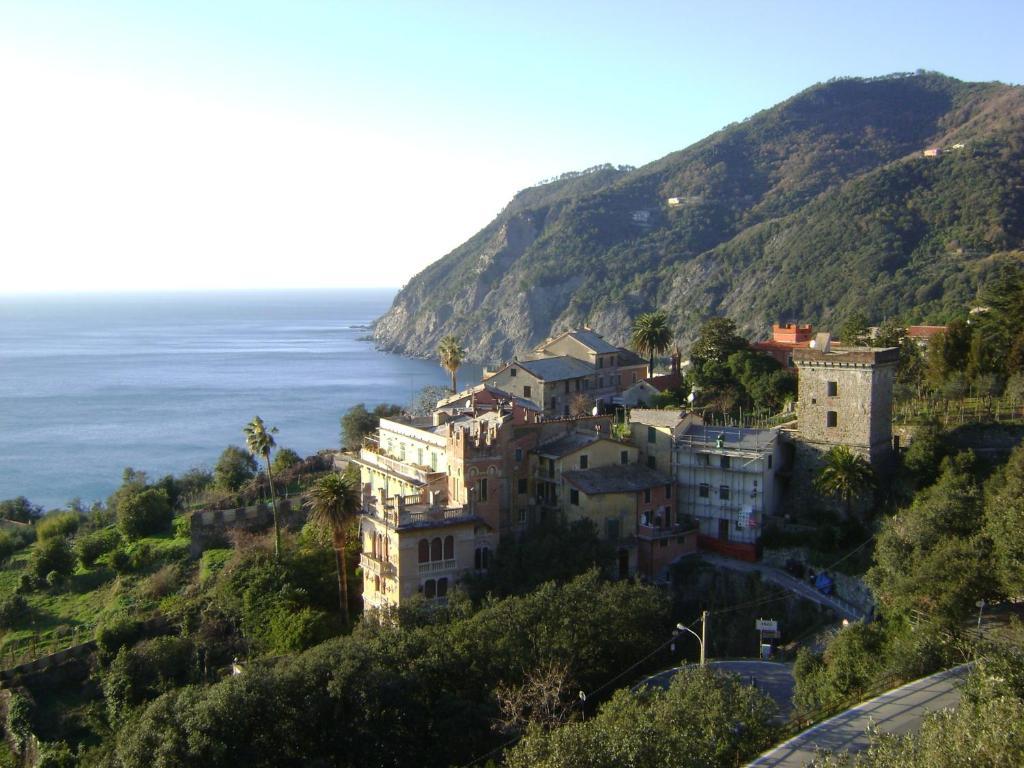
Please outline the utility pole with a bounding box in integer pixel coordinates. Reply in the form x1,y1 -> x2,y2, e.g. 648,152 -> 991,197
700,610 -> 707,667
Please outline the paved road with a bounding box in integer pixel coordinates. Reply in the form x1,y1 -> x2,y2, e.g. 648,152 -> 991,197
745,664 -> 973,767
637,660 -> 796,721
700,554 -> 864,622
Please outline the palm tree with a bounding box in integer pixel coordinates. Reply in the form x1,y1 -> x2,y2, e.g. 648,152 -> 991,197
631,311 -> 674,378
438,335 -> 466,394
306,473 -> 361,627
814,446 -> 876,518
244,416 -> 282,558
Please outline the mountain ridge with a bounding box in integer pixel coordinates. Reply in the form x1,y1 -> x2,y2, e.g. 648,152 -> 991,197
373,72 -> 1024,362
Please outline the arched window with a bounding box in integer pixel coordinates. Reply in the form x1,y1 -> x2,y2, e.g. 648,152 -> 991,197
474,547 -> 481,570
418,539 -> 430,563
431,537 -> 443,562
482,547 -> 490,570
443,535 -> 454,560
437,578 -> 448,598
424,579 -> 436,599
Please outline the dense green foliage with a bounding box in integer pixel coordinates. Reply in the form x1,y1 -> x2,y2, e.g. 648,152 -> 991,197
212,445 -> 258,492
505,668 -> 777,768
464,518 -> 614,598
811,648 -> 1024,767
374,73 -> 1024,361
29,535 -> 76,582
0,496 -> 42,523
35,511 -> 82,541
339,402 -> 404,451
108,571 -> 669,768
270,447 -> 302,475
117,488 -> 173,540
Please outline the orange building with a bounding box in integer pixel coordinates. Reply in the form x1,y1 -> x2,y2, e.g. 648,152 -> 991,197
750,323 -> 814,370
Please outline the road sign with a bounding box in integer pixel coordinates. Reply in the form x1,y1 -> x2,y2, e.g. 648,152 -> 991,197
760,629 -> 781,639
755,618 -> 778,632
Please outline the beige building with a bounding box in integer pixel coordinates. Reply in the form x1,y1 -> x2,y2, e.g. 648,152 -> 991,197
484,328 -> 648,416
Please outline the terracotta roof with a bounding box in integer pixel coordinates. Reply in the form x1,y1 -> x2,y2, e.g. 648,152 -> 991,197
646,371 -> 686,391
907,325 -> 946,339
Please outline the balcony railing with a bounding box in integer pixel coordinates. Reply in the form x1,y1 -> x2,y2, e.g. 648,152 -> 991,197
357,448 -> 442,485
363,495 -> 477,529
417,558 -> 458,575
360,552 -> 397,577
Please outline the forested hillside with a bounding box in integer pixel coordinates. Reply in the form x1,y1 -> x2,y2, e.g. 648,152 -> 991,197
373,72 -> 1024,361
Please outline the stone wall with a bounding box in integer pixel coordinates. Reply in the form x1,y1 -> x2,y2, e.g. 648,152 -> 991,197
188,499 -> 301,557
762,546 -> 876,617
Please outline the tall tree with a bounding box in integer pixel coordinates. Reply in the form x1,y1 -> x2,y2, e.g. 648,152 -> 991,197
689,317 -> 750,387
438,335 -> 466,394
631,310 -> 674,378
814,445 -> 876,518
306,473 -> 362,627
244,417 -> 282,558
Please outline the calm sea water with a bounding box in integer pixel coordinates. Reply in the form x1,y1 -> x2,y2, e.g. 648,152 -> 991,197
0,290 -> 480,509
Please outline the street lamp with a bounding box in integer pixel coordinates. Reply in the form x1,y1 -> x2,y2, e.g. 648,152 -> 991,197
976,599 -> 986,639
675,610 -> 708,667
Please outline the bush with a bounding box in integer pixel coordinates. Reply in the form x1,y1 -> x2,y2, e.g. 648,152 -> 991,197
199,548 -> 233,585
108,547 -> 132,573
118,488 -> 173,540
30,536 -> 76,581
141,564 -> 180,600
0,594 -> 29,629
45,570 -> 65,589
95,616 -> 144,664
16,573 -> 34,594
172,514 -> 191,539
104,636 -> 197,725
77,527 -> 122,568
35,511 -> 81,541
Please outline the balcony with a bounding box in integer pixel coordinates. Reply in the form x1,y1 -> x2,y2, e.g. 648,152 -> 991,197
360,552 -> 396,578
356,447 -> 444,486
363,494 -> 478,530
417,558 -> 458,575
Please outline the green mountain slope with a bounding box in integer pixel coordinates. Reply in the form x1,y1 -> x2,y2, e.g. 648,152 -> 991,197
373,73 -> 1024,361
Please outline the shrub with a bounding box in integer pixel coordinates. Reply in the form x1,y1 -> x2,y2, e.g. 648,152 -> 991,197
141,564 -> 181,600
30,536 -> 76,581
46,570 -> 65,589
77,527 -> 122,568
172,514 -> 191,539
16,573 -> 34,594
118,488 -> 173,540
95,615 -> 144,664
108,547 -> 132,574
0,530 -> 17,562
0,594 -> 29,629
3,690 -> 35,753
35,511 -> 81,541
199,548 -> 233,585
104,636 -> 197,725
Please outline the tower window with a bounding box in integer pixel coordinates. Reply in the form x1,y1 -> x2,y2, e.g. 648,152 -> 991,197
827,381 -> 838,397
826,411 -> 838,428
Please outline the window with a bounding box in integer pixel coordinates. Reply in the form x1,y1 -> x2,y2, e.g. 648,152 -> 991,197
570,489 -> 580,506
523,385 -> 532,398
517,478 -> 527,494
418,539 -> 430,563
443,535 -> 454,560
768,455 -> 773,469
431,538 -> 442,561
598,357 -> 604,369
620,450 -> 629,465
437,577 -> 448,598
606,518 -> 620,540
643,488 -> 652,503
647,427 -> 656,444
660,538 -> 668,548
826,411 -> 838,428
575,379 -> 581,392
699,483 -> 709,498
827,381 -> 838,397
417,448 -> 424,466
550,397 -> 557,409
698,453 -> 710,466
518,507 -> 526,523
565,381 -> 570,394
475,547 -> 491,571
666,484 -> 672,499
720,455 -> 731,469
423,580 -> 436,599
478,478 -> 488,502
631,373 -> 637,384
564,404 -> 570,417
597,376 -> 604,388
720,486 -> 730,500
510,367 -> 517,377
430,452 -> 438,470
579,454 -> 589,469
515,447 -> 523,462
647,455 -> 656,469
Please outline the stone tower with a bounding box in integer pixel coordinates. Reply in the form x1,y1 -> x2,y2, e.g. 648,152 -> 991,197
793,343 -> 899,467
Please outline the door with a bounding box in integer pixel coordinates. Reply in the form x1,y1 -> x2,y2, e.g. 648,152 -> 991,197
718,518 -> 730,541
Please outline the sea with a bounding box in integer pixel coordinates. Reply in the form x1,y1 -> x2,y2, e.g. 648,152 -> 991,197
0,290 -> 481,509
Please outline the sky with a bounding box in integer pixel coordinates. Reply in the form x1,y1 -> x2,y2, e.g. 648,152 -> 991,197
1,1 -> 1021,294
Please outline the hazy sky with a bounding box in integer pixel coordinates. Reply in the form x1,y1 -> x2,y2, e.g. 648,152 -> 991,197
1,1 -> 1021,294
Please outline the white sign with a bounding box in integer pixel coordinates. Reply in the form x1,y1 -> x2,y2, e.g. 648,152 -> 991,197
755,618 -> 778,632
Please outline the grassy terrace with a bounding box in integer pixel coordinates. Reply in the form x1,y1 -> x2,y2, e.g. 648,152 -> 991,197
0,529 -> 191,665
